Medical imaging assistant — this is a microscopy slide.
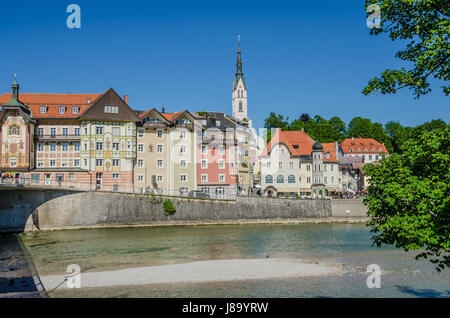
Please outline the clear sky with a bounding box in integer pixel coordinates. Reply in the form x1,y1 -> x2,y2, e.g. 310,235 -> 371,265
1,0 -> 448,129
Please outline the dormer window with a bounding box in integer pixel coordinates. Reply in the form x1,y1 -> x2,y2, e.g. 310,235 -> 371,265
87,98 -> 91,104
58,106 -> 66,114
350,148 -> 353,152
72,106 -> 79,114
371,148 -> 375,152
104,106 -> 118,114
357,148 -> 361,152
40,106 -> 47,114
9,125 -> 19,136
378,148 -> 382,152
364,148 -> 368,152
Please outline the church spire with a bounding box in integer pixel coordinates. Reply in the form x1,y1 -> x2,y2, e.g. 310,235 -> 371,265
235,35 -> 243,77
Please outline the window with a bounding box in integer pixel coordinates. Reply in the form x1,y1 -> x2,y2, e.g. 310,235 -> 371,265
104,105 -> 119,113
112,159 -> 120,167
127,141 -> 131,150
201,160 -> 207,169
369,155 -> 373,160
112,127 -> 120,136
331,165 -> 334,171
219,174 -> 225,182
219,145 -> 225,155
74,143 -> 80,151
96,142 -> 103,151
218,159 -> 225,169
59,106 -> 66,114
216,120 -> 221,127
265,175 -> 273,183
96,126 -> 103,135
62,160 -> 68,167
350,148 -> 353,152
157,144 -> 163,153
267,162 -> 271,169
38,143 -> 44,152
180,174 -> 187,182
113,185 -> 119,191
138,175 -> 144,182
62,143 -> 68,151
9,125 -> 19,136
307,177 -> 311,184
180,145 -> 187,154
31,174 -> 40,184
306,165 -> 311,171
84,159 -> 88,166
180,130 -> 186,139
138,144 -> 144,152
278,162 -> 282,169
277,175 -> 284,183
50,143 -> 56,152
112,142 -> 119,151
357,148 -> 361,152
324,177 -> 328,184
38,128 -> 44,136
50,159 -> 56,167
201,174 -> 208,182
289,162 -> 294,169
112,173 -> 120,179
157,130 -> 163,138
74,128 -> 80,136
331,177 -> 334,184
157,159 -> 163,168
51,128 -> 56,136
239,102 -> 243,112
138,129 -> 144,138
364,148 -> 368,152
180,159 -> 187,168
96,159 -> 103,167
10,159 -> 17,167
137,159 -> 144,168
72,106 -> 79,114
40,106 -> 47,114
74,159 -> 80,167
202,145 -> 207,155
157,175 -> 163,182
288,175 -> 296,183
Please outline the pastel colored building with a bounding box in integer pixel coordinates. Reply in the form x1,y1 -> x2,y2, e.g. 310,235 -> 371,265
0,79 -> 138,192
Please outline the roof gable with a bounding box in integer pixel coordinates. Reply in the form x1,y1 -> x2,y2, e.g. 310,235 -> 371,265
79,88 -> 139,122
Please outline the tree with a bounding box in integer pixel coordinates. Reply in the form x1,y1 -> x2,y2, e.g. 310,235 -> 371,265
264,112 -> 289,144
300,113 -> 310,122
364,125 -> 450,270
363,0 -> 449,98
385,121 -> 410,153
163,199 -> 176,216
347,117 -> 391,150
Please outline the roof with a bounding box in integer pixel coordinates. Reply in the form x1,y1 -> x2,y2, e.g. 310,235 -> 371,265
322,143 -> 339,162
0,93 -> 101,119
340,138 -> 389,154
262,130 -> 316,156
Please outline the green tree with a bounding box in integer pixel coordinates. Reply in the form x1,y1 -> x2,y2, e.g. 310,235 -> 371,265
264,112 -> 289,143
347,117 -> 391,150
364,125 -> 450,270
363,0 -> 449,98
163,199 -> 176,216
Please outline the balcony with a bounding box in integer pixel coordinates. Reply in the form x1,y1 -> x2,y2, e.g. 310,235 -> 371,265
176,123 -> 194,130
35,134 -> 81,141
143,122 -> 167,128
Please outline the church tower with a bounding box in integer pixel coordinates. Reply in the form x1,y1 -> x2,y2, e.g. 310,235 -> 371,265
232,36 -> 248,121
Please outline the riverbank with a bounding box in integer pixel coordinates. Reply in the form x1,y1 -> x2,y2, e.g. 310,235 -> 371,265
25,216 -> 369,232
40,258 -> 343,290
0,234 -> 46,298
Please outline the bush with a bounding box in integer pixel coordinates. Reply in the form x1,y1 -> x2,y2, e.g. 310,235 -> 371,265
163,199 -> 176,216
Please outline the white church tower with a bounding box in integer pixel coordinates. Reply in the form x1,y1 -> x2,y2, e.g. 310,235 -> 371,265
232,36 -> 248,122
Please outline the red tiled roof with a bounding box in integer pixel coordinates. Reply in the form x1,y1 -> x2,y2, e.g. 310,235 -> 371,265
262,130 -> 316,156
161,111 -> 185,121
339,138 -> 389,154
322,143 -> 338,162
0,93 -> 101,119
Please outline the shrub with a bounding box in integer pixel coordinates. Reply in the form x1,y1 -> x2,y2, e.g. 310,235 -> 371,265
163,199 -> 176,216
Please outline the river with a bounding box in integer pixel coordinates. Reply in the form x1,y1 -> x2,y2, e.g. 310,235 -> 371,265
16,223 -> 450,297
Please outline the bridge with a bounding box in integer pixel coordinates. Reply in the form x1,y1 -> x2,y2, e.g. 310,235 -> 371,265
0,185 -> 84,233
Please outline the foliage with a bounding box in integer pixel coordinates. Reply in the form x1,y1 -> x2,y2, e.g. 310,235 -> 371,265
163,199 -> 176,216
363,125 -> 450,270
147,192 -> 163,221
363,0 -> 449,98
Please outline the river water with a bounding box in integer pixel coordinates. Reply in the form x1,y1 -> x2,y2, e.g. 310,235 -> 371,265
18,223 -> 450,298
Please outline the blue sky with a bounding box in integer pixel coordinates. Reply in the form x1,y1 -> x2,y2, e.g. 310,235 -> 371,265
1,0 -> 448,129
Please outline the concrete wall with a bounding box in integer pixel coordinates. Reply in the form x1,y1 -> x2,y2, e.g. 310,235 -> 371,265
331,198 -> 368,217
22,192 -> 332,231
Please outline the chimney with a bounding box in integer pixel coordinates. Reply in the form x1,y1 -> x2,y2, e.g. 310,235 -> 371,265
124,95 -> 128,104
162,107 -> 166,113
352,137 -> 354,141
301,128 -> 304,132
